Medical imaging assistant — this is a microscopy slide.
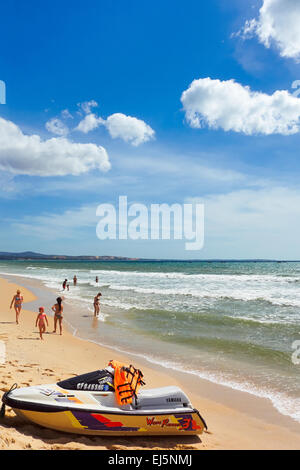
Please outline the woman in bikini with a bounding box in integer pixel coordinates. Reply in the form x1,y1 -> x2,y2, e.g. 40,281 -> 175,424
10,289 -> 23,324
93,293 -> 102,317
52,297 -> 63,335
35,307 -> 49,340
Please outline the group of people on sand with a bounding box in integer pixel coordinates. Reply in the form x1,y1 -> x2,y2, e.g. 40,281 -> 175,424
10,290 -> 64,341
10,274 -> 102,340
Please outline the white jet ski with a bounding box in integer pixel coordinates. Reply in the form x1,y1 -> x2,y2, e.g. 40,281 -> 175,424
1,362 -> 207,436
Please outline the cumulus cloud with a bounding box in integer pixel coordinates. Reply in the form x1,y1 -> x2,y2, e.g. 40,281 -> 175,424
0,117 -> 111,176
75,109 -> 155,146
78,100 -> 99,114
238,0 -> 300,61
75,113 -> 104,134
61,109 -> 73,120
181,77 -> 300,135
104,113 -> 155,146
45,118 -> 69,136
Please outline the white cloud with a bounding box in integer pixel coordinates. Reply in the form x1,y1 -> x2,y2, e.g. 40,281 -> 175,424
239,0 -> 300,61
75,113 -> 104,133
0,117 -> 111,176
75,109 -> 155,146
181,77 -> 300,135
78,100 -> 99,114
45,118 -> 69,136
61,109 -> 73,120
104,113 -> 155,146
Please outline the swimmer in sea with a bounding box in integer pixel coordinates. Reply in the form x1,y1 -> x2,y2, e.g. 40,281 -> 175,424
73,275 -> 77,286
10,289 -> 23,324
52,297 -> 64,335
35,307 -> 49,340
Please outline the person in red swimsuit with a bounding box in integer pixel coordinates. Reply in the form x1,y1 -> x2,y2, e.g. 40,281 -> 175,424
35,307 -> 49,340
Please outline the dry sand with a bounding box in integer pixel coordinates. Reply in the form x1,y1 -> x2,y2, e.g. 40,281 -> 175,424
1,276 -> 300,450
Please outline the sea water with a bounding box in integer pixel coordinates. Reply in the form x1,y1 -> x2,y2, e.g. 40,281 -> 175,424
1,259 -> 300,422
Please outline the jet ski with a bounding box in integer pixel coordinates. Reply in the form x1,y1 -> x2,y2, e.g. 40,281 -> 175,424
1,361 -> 207,436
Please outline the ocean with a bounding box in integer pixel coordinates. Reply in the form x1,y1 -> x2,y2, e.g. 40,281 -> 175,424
1,259 -> 300,422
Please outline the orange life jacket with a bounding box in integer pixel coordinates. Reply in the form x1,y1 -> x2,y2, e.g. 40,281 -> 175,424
108,360 -> 145,406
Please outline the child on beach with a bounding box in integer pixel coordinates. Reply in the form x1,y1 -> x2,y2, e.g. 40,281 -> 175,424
35,307 -> 49,340
10,289 -> 23,324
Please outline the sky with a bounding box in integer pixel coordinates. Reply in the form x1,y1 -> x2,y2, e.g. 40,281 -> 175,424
1,0 -> 300,259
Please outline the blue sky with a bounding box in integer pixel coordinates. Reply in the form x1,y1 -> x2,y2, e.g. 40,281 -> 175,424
1,0 -> 300,259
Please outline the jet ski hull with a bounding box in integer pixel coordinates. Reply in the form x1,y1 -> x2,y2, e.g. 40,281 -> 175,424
12,407 -> 205,436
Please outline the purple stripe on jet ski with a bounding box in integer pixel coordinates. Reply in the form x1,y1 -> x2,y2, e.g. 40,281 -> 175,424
72,411 -> 140,432
174,414 -> 201,431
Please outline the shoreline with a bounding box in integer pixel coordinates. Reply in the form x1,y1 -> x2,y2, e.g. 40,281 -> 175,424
1,275 -> 300,449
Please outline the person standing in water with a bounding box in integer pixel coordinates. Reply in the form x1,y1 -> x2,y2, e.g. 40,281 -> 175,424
62,279 -> 68,291
93,293 -> 102,317
10,289 -> 23,324
95,276 -> 98,283
52,297 -> 63,335
35,307 -> 49,340
73,275 -> 77,286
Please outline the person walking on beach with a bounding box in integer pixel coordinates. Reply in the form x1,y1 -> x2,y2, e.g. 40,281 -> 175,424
93,293 -> 102,317
35,307 -> 49,340
52,297 -> 63,335
73,275 -> 77,286
10,289 -> 23,324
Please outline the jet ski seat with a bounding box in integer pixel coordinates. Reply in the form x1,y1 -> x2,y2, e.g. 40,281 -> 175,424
135,386 -> 190,409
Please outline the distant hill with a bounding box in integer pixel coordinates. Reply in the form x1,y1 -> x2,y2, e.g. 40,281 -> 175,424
0,252 -> 295,262
0,251 -> 139,261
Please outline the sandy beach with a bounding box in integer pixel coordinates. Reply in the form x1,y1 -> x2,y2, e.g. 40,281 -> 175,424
1,275 -> 300,450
